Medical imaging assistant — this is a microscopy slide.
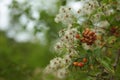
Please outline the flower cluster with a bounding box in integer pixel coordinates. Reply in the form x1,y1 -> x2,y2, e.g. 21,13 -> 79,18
80,0 -> 99,15
45,0 -> 120,79
44,52 -> 78,78
44,27 -> 80,78
55,6 -> 75,26
54,27 -> 78,53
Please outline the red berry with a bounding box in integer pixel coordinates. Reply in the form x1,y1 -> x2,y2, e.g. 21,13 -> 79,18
73,62 -> 79,66
75,34 -> 80,39
78,62 -> 84,67
83,58 -> 87,63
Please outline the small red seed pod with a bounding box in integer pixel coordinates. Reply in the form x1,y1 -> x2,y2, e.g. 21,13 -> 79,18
84,28 -> 90,35
75,34 -> 80,39
73,62 -> 79,66
81,28 -> 97,45
78,62 -> 84,67
81,38 -> 86,43
83,58 -> 87,63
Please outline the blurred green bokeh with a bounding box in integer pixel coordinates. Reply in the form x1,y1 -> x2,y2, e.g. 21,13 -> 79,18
0,0 -> 66,80
0,31 -> 55,80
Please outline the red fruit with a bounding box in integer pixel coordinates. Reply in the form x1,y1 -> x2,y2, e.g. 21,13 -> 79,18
75,34 -> 80,39
73,62 -> 79,66
83,58 -> 87,63
78,62 -> 84,67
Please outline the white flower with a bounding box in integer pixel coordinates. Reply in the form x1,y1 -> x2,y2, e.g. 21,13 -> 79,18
80,0 -> 99,15
90,12 -> 104,23
44,57 -> 66,73
63,54 -> 72,65
54,27 -> 78,54
55,6 -> 75,26
56,68 -> 68,79
94,20 -> 110,28
82,43 -> 91,50
50,57 -> 65,68
54,41 -> 63,53
44,54 -> 73,78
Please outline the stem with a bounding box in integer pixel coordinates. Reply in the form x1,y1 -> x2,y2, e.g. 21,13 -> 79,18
110,49 -> 120,80
113,49 -> 120,70
87,74 -> 97,77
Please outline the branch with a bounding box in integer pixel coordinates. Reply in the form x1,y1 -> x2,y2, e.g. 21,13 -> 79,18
113,49 -> 120,70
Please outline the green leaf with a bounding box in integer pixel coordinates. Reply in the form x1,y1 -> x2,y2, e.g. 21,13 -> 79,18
98,58 -> 115,74
107,36 -> 117,44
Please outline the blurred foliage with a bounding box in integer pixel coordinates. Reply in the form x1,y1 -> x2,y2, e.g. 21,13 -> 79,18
0,0 -> 67,80
0,31 -> 55,80
8,0 -> 65,44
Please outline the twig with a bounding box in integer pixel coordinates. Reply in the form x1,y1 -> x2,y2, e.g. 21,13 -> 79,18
113,49 -> 120,70
110,49 -> 120,80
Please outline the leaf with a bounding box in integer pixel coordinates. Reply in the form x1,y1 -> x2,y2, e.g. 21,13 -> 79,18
93,48 -> 101,57
97,58 -> 115,74
107,36 -> 117,44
